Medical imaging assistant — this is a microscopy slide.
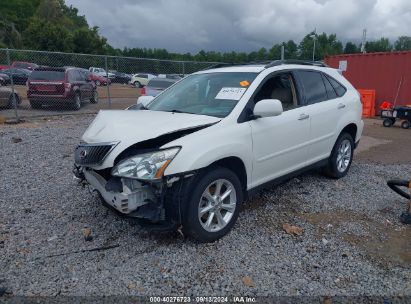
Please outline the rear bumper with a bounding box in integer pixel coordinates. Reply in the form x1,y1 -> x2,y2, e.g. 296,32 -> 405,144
27,94 -> 74,103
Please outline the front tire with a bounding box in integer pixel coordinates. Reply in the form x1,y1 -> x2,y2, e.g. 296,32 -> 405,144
323,133 -> 354,179
90,90 -> 98,104
183,167 -> 242,242
72,93 -> 81,110
95,80 -> 101,86
383,118 -> 394,127
134,81 -> 141,88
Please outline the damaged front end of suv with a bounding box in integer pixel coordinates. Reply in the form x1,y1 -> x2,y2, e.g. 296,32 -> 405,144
73,110 -> 218,229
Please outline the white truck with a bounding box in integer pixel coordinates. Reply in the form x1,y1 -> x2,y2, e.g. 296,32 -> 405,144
88,67 -> 115,79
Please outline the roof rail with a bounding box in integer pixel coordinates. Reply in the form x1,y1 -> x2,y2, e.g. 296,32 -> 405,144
202,61 -> 272,71
264,60 -> 329,68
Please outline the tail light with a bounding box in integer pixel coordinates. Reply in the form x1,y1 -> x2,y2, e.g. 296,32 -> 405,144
140,87 -> 146,96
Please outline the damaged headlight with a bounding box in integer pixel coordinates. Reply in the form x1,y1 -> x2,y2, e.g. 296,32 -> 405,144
111,147 -> 180,180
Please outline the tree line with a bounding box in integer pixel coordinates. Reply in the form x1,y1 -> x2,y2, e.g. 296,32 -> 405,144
1,0 -> 411,63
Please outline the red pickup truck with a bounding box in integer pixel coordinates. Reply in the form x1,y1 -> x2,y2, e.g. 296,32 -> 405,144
0,61 -> 39,71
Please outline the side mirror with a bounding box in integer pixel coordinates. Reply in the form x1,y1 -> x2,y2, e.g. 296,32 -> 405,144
253,99 -> 283,118
137,95 -> 154,107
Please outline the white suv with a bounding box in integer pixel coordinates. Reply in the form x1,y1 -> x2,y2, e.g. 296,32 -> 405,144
74,60 -> 363,242
130,73 -> 156,87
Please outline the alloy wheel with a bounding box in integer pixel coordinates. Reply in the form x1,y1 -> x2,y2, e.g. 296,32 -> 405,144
198,179 -> 237,232
336,139 -> 352,173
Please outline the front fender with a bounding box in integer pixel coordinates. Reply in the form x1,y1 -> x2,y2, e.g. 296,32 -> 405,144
163,122 -> 253,187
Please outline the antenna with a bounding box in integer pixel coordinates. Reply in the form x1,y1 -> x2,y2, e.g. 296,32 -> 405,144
361,29 -> 367,53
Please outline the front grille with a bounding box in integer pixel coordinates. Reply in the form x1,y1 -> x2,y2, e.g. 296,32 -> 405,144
74,143 -> 116,166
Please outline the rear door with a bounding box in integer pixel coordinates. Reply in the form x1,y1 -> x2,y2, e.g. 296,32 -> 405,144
294,70 -> 346,164
75,70 -> 91,99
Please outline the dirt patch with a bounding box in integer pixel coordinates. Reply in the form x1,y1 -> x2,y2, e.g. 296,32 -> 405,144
302,210 -> 411,266
356,118 -> 411,164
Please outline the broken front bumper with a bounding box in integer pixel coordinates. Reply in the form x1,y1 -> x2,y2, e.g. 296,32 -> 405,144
83,169 -> 157,215
73,165 -> 196,228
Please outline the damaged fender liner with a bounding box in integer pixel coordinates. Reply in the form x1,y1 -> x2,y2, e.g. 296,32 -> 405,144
113,122 -> 218,166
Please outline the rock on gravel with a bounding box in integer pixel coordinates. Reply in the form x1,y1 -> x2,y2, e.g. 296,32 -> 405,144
0,114 -> 410,297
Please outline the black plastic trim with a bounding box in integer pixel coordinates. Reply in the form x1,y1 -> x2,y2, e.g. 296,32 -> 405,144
246,158 -> 328,199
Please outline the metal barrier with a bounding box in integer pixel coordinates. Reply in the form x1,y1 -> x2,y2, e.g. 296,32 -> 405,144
0,48 -> 219,121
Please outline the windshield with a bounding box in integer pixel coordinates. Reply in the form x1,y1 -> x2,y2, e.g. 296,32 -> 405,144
146,72 -> 257,118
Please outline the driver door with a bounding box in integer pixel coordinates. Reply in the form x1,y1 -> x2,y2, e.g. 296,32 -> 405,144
249,72 -> 310,187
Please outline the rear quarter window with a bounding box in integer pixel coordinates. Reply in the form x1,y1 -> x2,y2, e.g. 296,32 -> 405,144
325,74 -> 347,97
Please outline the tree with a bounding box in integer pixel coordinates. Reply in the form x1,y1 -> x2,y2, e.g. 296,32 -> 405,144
268,44 -> 282,60
394,36 -> 411,51
344,42 -> 360,54
72,27 -> 107,54
23,17 -> 74,52
365,38 -> 391,52
284,40 -> 298,59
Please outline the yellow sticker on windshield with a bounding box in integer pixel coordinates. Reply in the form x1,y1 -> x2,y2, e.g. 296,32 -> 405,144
239,80 -> 249,87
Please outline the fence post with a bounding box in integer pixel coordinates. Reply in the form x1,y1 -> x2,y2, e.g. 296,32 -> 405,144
6,49 -> 20,122
181,61 -> 185,76
104,55 -> 112,109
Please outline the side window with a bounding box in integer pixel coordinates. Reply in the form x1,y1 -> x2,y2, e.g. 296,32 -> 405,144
141,74 -> 148,79
297,70 -> 328,104
68,70 -> 75,82
321,73 -> 338,99
76,70 -> 85,81
325,74 -> 347,97
253,73 -> 299,111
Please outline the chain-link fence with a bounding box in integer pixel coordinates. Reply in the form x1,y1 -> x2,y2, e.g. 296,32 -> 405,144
0,48 -> 219,121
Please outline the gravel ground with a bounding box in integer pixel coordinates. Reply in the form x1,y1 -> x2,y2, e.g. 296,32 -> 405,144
0,114 -> 410,297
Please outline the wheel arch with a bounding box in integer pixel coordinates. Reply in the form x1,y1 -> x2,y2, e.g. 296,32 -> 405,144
340,123 -> 357,142
206,156 -> 247,197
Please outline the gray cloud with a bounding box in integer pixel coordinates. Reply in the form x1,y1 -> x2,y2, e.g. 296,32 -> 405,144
66,0 -> 411,52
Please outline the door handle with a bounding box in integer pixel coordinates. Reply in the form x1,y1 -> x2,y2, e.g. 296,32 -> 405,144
298,113 -> 310,120
338,103 -> 346,109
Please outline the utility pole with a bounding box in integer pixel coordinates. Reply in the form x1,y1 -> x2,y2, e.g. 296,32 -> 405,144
281,45 -> 285,60
310,29 -> 317,61
361,29 -> 367,53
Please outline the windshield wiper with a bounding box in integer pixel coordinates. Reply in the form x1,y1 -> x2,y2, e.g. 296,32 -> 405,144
167,109 -> 185,113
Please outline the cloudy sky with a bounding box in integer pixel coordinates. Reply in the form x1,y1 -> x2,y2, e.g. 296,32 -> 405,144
66,0 -> 411,53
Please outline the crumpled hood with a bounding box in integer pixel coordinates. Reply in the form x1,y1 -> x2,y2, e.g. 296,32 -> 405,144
82,110 -> 220,144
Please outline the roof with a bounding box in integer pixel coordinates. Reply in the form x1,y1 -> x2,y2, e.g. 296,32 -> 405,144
197,60 -> 328,74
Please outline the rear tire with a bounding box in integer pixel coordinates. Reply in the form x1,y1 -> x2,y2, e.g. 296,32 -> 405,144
134,81 -> 141,88
401,120 -> 410,129
182,167 -> 242,242
90,90 -> 98,104
72,93 -> 81,111
383,118 -> 394,127
7,94 -> 19,108
95,80 -> 101,86
323,132 -> 354,179
29,100 -> 42,109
